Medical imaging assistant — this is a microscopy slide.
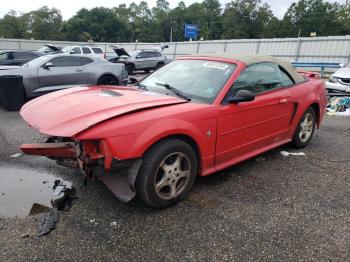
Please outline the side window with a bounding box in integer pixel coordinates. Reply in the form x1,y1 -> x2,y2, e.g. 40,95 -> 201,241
92,47 -> 103,54
147,52 -> 156,58
50,56 -> 81,67
279,66 -> 294,86
82,47 -> 91,54
232,62 -> 294,95
0,53 -> 10,61
71,47 -> 81,54
80,57 -> 93,65
14,52 -> 38,59
137,52 -> 147,58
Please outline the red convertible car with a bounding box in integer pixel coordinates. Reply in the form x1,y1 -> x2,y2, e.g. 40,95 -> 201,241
20,54 -> 327,208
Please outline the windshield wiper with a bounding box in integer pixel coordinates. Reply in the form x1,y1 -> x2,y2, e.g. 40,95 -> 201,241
155,82 -> 191,101
137,83 -> 148,91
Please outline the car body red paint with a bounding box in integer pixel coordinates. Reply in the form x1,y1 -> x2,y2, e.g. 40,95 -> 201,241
20,54 -> 327,202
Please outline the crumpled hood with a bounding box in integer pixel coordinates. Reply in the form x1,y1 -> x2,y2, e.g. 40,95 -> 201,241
333,67 -> 350,79
20,86 -> 186,137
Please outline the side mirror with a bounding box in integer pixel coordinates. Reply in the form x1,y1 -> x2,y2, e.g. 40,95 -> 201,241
70,50 -> 75,54
339,63 -> 345,68
43,62 -> 53,69
228,89 -> 255,103
136,55 -> 142,59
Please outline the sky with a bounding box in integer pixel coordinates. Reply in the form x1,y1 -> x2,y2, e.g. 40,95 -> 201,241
0,0 -> 347,20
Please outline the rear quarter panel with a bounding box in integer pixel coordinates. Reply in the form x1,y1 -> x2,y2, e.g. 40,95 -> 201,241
86,62 -> 124,84
287,78 -> 327,136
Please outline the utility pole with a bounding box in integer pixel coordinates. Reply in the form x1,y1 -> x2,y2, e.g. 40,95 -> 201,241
170,17 -> 173,42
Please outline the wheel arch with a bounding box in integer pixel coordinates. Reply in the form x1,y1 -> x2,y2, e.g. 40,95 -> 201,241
139,133 -> 203,175
309,102 -> 320,127
97,74 -> 119,85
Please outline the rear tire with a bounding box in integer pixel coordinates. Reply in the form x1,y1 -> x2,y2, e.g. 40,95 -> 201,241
135,139 -> 197,208
291,107 -> 316,148
97,75 -> 118,85
125,64 -> 134,75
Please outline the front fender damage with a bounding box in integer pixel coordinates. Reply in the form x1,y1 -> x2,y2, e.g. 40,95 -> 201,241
20,138 -> 143,202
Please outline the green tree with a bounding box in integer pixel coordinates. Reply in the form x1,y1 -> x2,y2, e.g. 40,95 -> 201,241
26,6 -> 63,40
338,0 -> 350,34
64,7 -> 128,42
202,0 -> 222,40
151,0 -> 171,42
168,1 -> 187,41
282,0 -> 347,37
222,0 -> 275,39
0,11 -> 29,39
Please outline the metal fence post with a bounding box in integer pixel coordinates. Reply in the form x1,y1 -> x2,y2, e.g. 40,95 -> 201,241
347,40 -> 350,63
223,42 -> 228,52
173,42 -> 178,59
255,40 -> 260,54
18,40 -> 21,50
295,38 -> 302,62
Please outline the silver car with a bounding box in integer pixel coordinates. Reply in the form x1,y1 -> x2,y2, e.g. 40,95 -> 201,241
109,46 -> 168,74
0,54 -> 128,98
326,62 -> 350,93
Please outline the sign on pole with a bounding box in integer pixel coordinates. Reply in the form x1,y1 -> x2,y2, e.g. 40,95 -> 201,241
184,24 -> 198,40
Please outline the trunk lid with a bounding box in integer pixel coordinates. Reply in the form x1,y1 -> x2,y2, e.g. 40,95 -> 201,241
20,86 -> 186,137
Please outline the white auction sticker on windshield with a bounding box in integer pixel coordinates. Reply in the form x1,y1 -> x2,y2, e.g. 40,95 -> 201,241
202,62 -> 229,70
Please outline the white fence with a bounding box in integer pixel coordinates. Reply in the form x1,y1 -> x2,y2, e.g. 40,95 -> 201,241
1,36 -> 349,64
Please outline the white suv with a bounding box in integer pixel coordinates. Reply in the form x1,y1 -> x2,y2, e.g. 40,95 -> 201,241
61,46 -> 105,59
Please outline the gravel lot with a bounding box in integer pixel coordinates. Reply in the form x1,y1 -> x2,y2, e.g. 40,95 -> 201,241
0,106 -> 349,261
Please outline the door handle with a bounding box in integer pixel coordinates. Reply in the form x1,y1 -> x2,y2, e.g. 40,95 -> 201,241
279,98 -> 288,104
76,69 -> 83,72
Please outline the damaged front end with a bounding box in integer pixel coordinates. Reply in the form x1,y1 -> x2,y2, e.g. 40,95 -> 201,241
21,137 -> 142,202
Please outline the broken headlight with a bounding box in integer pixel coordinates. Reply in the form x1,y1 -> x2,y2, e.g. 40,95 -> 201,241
329,75 -> 337,83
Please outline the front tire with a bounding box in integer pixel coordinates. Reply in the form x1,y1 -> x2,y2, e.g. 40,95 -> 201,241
135,139 -> 197,208
291,107 -> 316,148
156,62 -> 164,69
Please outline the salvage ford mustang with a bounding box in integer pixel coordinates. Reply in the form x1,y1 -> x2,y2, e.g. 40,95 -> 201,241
20,54 -> 327,208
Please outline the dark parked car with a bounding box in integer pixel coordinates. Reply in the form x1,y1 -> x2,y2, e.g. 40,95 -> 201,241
0,50 -> 41,66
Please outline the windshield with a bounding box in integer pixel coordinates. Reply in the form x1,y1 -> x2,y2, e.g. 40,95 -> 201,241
21,56 -> 51,68
140,59 -> 236,103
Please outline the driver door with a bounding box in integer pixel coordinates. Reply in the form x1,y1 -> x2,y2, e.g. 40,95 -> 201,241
38,56 -> 87,92
215,62 -> 295,168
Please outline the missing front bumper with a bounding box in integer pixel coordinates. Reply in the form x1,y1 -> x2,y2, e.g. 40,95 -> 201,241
20,140 -> 143,202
